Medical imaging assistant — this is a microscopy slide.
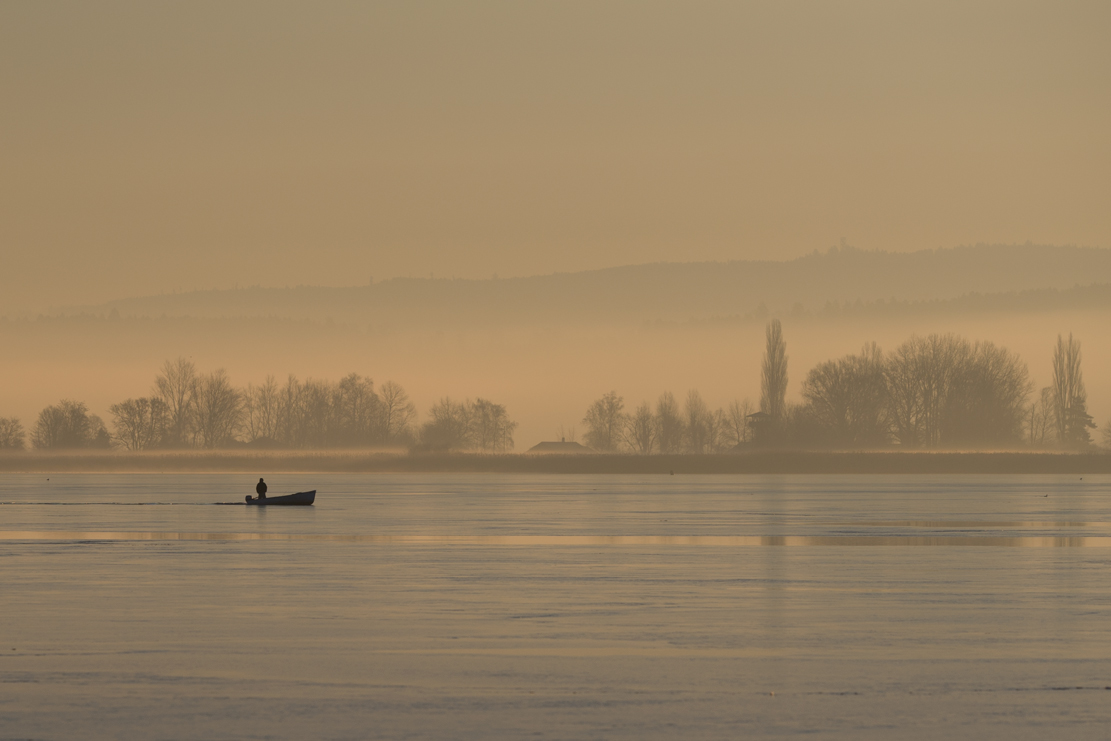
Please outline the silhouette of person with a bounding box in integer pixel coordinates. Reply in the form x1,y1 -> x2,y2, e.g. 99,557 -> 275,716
256,477 -> 268,500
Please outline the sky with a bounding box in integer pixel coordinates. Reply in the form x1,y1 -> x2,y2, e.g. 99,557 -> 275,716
2,1 -> 1110,312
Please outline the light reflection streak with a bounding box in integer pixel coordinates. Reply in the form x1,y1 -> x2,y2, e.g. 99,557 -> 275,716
1,531 -> 1111,546
845,520 -> 1111,529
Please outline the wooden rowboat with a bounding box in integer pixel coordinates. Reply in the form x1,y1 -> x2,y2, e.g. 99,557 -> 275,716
245,490 -> 316,506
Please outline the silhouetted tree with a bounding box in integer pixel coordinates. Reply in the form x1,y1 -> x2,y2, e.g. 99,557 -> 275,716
722,399 -> 754,448
87,415 -> 111,448
270,374 -> 383,449
885,334 -> 965,447
0,417 -> 25,450
1027,387 -> 1053,447
707,407 -> 728,452
301,379 -> 336,446
109,397 -> 168,451
684,390 -> 713,453
655,391 -> 685,453
624,401 -> 657,454
582,391 -> 626,452
885,334 -> 1029,448
414,398 -> 515,453
1051,333 -> 1095,448
192,370 -> 242,448
761,319 -> 788,425
471,398 -> 517,452
943,341 -> 1030,446
419,398 -> 474,451
275,375 -> 309,447
801,342 -> 890,447
243,376 -> 279,443
32,400 -> 102,449
378,380 -> 416,444
154,357 -> 198,447
334,373 -> 379,446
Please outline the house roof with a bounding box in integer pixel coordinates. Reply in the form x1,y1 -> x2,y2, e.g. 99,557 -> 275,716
527,441 -> 593,453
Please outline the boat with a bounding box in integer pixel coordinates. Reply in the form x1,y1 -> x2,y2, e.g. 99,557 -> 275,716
245,490 -> 316,506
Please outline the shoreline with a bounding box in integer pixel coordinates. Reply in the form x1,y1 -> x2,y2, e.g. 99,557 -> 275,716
1,451 -> 1110,474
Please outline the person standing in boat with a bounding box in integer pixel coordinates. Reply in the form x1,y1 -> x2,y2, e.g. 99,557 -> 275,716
255,477 -> 267,500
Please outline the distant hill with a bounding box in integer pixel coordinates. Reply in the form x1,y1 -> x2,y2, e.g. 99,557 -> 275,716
79,244 -> 1111,327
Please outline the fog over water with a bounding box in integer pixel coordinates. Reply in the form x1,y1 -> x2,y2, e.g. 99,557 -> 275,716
3,283 -> 1109,449
2,245 -> 1111,450
5,473 -> 1111,739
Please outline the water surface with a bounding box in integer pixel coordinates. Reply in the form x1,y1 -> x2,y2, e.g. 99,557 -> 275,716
3,473 -> 1111,739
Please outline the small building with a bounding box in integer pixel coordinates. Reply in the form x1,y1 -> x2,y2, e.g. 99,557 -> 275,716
746,411 -> 774,446
527,439 -> 593,454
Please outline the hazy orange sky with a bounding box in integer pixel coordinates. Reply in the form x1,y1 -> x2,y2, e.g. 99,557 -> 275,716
2,1 -> 1109,312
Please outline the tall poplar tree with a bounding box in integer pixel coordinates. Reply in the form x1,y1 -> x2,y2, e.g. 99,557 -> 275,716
761,319 -> 788,424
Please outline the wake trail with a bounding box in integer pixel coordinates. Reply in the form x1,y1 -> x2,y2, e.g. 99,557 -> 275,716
0,502 -> 239,506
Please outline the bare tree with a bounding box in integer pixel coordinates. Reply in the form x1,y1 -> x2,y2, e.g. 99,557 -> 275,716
885,334 -> 968,447
1051,333 -> 1095,448
31,400 -> 95,449
419,398 -> 474,451
272,376 -> 343,448
492,405 -> 518,452
722,399 -> 754,449
276,375 -> 307,448
655,391 -> 685,454
87,415 -> 111,448
334,373 -> 379,445
582,391 -> 627,452
684,390 -> 713,453
243,376 -> 279,443
378,380 -> 416,444
0,417 -> 26,450
192,370 -> 242,448
801,342 -> 890,447
944,341 -> 1031,446
471,398 -> 517,452
624,401 -> 657,454
109,397 -> 168,451
761,319 -> 788,424
706,407 -> 728,452
154,357 -> 198,448
1027,387 -> 1053,447
298,379 -> 335,447
885,334 -> 1029,448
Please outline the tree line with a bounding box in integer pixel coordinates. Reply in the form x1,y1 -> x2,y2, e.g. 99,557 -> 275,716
0,327 -> 1104,454
0,401 -> 111,452
0,358 -> 517,453
580,390 -> 756,454
580,323 -> 1102,452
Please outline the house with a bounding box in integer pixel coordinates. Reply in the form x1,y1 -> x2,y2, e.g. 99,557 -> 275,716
745,411 -> 774,446
527,439 -> 593,454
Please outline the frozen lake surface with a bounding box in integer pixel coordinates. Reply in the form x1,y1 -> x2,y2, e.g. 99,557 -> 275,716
3,473 -> 1111,739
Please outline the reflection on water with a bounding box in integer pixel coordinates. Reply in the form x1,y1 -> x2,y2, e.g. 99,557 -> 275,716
4,472 -> 1111,739
848,520 -> 1111,528
4,530 -> 1111,547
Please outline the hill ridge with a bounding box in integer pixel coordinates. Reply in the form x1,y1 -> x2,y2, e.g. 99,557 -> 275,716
66,243 -> 1111,327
